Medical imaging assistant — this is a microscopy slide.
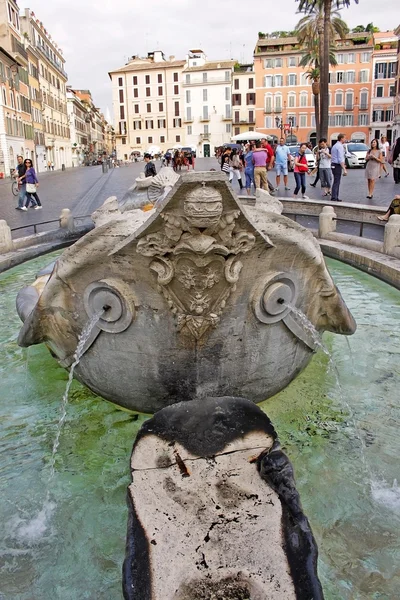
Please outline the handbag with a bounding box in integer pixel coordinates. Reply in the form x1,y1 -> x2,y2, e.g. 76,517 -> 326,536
26,183 -> 37,193
393,156 -> 400,169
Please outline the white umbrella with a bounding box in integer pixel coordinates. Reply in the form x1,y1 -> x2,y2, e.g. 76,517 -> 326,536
231,131 -> 272,141
147,145 -> 162,155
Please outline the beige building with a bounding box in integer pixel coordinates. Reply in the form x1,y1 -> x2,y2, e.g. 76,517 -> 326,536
370,32 -> 397,144
21,8 -> 71,170
231,64 -> 256,137
27,44 -> 45,171
109,51 -> 186,159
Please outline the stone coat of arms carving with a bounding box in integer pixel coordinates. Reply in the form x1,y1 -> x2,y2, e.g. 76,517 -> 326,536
136,182 -> 256,339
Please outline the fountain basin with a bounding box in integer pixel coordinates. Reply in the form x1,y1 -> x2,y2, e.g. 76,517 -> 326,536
1,254 -> 399,598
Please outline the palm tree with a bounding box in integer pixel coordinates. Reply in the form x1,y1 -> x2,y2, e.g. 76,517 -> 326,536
299,44 -> 337,139
296,0 -> 357,140
305,67 -> 321,139
352,23 -> 380,33
297,23 -> 339,140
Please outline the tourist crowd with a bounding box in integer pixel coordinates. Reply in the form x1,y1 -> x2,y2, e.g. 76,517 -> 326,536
216,134 -> 400,207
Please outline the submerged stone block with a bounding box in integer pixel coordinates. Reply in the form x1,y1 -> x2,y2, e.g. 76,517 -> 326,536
123,397 -> 324,600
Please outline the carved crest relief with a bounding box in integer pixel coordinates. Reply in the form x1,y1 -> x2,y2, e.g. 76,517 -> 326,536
136,183 -> 256,339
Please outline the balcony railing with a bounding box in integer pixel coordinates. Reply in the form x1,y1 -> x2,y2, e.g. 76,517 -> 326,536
345,104 -> 354,111
11,36 -> 28,61
265,107 -> 272,113
199,115 -> 210,122
359,103 -> 368,110
274,106 -> 282,113
221,114 -> 231,120
35,42 -> 68,79
199,133 -> 211,140
183,117 -> 193,123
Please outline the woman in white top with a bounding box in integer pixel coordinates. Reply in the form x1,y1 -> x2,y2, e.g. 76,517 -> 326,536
379,136 -> 390,177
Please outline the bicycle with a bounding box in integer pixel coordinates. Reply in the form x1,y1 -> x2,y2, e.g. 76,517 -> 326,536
10,169 -> 19,196
11,179 -> 19,196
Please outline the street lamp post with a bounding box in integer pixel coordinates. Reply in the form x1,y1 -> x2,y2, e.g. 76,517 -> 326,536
275,116 -> 284,139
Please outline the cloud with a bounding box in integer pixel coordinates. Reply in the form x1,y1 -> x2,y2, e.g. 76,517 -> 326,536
27,0 -> 397,115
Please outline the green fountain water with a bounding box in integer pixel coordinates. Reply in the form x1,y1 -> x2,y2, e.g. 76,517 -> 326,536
0,252 -> 399,599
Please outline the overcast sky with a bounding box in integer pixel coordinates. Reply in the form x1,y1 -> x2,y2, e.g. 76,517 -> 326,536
25,0 -> 397,118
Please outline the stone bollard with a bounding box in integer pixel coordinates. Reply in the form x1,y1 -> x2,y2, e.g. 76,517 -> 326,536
383,214 -> 400,257
59,208 -> 75,232
319,205 -> 337,238
0,219 -> 13,253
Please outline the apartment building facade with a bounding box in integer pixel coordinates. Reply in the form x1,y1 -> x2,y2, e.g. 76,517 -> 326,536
254,32 -> 375,145
21,9 -> 71,170
71,89 -> 106,161
67,88 -> 89,166
27,44 -> 45,171
182,50 -> 234,156
0,0 -> 34,175
109,51 -> 186,159
370,32 -> 397,144
231,64 -> 256,137
394,25 -> 400,142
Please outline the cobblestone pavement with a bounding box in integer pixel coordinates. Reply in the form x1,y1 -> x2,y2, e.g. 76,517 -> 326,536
0,158 -> 398,237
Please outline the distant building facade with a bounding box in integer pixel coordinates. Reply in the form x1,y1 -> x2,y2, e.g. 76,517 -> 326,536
394,25 -> 400,142
254,32 -> 375,146
182,50 -> 234,156
231,64 -> 256,137
109,51 -> 186,159
0,0 -> 33,175
21,8 -> 71,170
370,32 -> 397,144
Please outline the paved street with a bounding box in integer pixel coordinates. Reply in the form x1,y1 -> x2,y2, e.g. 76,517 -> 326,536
0,158 -> 398,237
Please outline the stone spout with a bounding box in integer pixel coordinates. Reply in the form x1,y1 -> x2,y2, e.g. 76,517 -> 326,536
123,397 -> 324,600
316,285 -> 357,335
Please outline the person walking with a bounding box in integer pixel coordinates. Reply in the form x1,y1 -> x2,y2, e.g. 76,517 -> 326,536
231,149 -> 244,190
274,137 -> 292,191
243,144 -> 255,195
379,136 -> 390,177
260,137 -> 275,193
316,138 -> 332,196
221,149 -> 231,179
252,141 -> 269,190
331,133 -> 347,202
144,153 -> 157,177
389,137 -> 400,184
19,159 -> 42,210
14,155 -> 31,210
293,143 -> 309,199
365,139 -> 383,199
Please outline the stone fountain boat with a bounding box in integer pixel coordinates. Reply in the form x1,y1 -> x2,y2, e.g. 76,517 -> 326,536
17,170 -> 356,414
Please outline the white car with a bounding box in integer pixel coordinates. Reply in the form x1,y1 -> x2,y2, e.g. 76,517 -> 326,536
287,147 -> 316,172
344,143 -> 368,168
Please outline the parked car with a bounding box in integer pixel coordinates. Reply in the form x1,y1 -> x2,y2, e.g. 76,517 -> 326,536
344,142 -> 368,168
287,147 -> 316,172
